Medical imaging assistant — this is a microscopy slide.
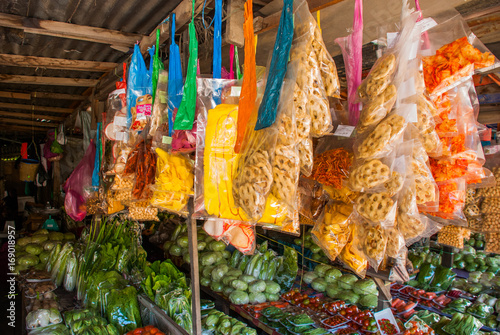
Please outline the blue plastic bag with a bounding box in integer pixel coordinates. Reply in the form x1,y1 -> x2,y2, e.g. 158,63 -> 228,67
254,0 -> 294,130
92,123 -> 101,187
126,44 -> 149,126
213,0 -> 222,79
168,13 -> 184,135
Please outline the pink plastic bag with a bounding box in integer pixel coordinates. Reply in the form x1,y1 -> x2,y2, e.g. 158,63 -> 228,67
335,0 -> 363,126
63,141 -> 96,221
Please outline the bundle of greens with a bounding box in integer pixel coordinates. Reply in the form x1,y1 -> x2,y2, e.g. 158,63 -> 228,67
106,286 -> 142,333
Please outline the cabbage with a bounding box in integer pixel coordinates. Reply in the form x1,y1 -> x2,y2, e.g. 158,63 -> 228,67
229,290 -> 249,305
311,278 -> 327,292
222,276 -> 237,286
264,281 -> 281,294
197,242 -> 207,251
25,244 -> 43,256
201,252 -> 218,266
249,292 -> 267,304
223,286 -> 234,296
34,229 -> 49,235
232,280 -> 248,291
202,265 -> 215,278
17,236 -> 32,247
353,279 -> 378,296
338,274 -> 358,290
249,280 -> 266,293
303,271 -> 319,284
64,233 -> 76,240
39,251 -> 50,264
212,264 -> 230,282
18,254 -> 39,266
265,293 -> 280,302
169,244 -> 182,256
200,277 -> 211,287
210,241 -> 227,252
239,275 -> 256,283
177,235 -> 189,248
359,294 -> 378,309
42,241 -> 58,251
211,281 -> 224,292
337,290 -> 360,304
16,251 -> 27,259
326,283 -> 341,299
314,264 -> 333,277
31,234 -> 48,244
48,308 -> 62,323
227,269 -> 243,277
183,252 -> 191,264
324,269 -> 342,283
221,250 -> 231,259
49,232 -> 64,241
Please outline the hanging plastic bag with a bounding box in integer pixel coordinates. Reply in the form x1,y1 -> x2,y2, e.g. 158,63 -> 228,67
173,4 -> 198,131
254,0 -> 294,130
335,0 -> 363,125
127,44 -> 149,126
234,0 -> 257,153
64,141 -> 96,221
213,0 -> 222,79
92,123 -> 101,187
150,70 -> 169,144
168,13 -> 183,136
152,29 -> 164,103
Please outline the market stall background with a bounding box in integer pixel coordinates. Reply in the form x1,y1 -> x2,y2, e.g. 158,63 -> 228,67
1,0 -> 500,335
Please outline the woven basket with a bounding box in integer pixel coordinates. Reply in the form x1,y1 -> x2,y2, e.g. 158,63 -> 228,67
19,159 -> 39,182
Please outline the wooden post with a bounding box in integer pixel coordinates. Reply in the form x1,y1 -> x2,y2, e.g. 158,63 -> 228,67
52,160 -> 61,207
225,0 -> 245,48
374,277 -> 392,310
187,199 -> 202,334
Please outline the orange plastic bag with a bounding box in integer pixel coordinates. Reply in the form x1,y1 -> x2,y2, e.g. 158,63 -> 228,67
234,0 -> 256,153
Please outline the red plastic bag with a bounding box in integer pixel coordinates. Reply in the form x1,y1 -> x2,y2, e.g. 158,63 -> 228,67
335,0 -> 363,126
64,141 -> 96,221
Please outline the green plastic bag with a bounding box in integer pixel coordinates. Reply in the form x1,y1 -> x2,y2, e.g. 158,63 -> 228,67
152,29 -> 164,104
106,286 -> 142,333
173,0 -> 198,131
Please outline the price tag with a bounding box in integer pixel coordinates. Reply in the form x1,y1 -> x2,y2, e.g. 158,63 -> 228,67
387,32 -> 398,48
416,18 -> 437,33
400,78 -> 416,99
114,115 -> 128,127
162,136 -> 172,144
333,125 -> 355,137
230,86 -> 242,97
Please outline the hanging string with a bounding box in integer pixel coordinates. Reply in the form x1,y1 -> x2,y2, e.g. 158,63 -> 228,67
201,0 -> 215,29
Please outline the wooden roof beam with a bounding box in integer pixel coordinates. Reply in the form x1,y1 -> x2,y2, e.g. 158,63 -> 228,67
0,102 -> 72,114
0,125 -> 47,133
0,111 -> 65,121
0,91 -> 86,100
0,75 -> 98,87
0,13 -> 143,48
0,118 -> 58,127
0,54 -> 118,72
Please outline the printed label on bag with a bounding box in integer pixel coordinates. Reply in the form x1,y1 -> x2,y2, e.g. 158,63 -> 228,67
114,115 -> 128,127
162,136 -> 172,144
333,125 -> 355,137
230,86 -> 242,97
416,18 -> 437,33
136,104 -> 152,119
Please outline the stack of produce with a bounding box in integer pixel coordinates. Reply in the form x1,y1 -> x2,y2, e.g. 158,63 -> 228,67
201,309 -> 257,335
15,229 -> 75,274
302,264 -> 378,308
141,260 -> 192,333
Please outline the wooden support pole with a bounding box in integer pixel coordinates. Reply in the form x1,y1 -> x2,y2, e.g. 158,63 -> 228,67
187,199 -> 202,335
0,54 -> 118,72
0,111 -> 65,121
374,277 -> 392,310
0,102 -> 72,114
0,13 -> 142,48
0,118 -> 57,127
225,0 -> 245,48
0,75 -> 98,87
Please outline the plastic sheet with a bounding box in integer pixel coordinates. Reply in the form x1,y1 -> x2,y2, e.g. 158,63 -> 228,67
174,3 -> 198,131
255,0 -> 294,130
64,141 -> 96,221
168,13 -> 183,136
335,0 -> 363,125
235,0 -> 257,154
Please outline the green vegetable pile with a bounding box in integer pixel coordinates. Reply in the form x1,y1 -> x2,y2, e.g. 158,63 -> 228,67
201,309 -> 256,335
141,260 -> 192,333
305,264 -> 378,308
15,229 -> 75,274
294,229 -> 330,264
442,313 -> 483,335
64,308 -> 120,335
